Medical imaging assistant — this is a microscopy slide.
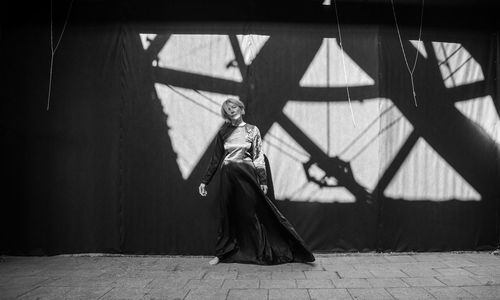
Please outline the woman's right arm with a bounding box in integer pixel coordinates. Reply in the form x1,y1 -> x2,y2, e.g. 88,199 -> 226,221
200,132 -> 224,186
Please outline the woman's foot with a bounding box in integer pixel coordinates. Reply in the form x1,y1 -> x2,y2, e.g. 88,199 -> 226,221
208,256 -> 219,265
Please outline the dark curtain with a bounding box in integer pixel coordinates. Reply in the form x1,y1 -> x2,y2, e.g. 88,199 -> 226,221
2,1 -> 499,255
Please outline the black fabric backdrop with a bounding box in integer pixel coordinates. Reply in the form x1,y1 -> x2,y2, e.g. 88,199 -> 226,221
2,0 -> 499,255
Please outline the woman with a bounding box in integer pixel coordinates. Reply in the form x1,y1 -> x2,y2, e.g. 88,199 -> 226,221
199,98 -> 315,265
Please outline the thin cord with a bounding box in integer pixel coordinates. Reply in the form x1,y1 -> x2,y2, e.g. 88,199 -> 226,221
332,0 -> 356,127
326,40 -> 331,155
48,0 -> 54,111
47,0 -> 74,111
390,0 -> 425,107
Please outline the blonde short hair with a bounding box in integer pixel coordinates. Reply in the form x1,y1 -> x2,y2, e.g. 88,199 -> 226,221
221,98 -> 245,122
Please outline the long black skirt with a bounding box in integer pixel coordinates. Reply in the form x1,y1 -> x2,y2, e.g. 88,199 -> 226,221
215,161 -> 315,265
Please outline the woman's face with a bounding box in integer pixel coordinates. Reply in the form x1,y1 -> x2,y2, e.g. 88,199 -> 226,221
224,102 -> 242,120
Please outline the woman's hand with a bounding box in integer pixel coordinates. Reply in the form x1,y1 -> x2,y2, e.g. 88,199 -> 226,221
260,185 -> 268,195
199,183 -> 208,197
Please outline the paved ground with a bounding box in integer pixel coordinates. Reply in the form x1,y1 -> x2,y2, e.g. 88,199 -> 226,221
1,252 -> 500,299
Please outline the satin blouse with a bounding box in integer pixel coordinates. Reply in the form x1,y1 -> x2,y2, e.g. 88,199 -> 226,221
201,123 -> 267,185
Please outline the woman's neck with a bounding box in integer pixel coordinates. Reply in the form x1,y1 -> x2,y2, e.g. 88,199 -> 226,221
230,117 -> 245,127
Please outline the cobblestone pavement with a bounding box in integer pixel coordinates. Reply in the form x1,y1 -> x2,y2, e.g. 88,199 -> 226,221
1,252 -> 500,299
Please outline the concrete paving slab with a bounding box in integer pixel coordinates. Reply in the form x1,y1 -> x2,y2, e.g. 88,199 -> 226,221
271,271 -> 306,280
63,286 -> 113,299
331,278 -> 371,288
304,271 -> 339,279
45,276 -> 115,288
400,267 -> 441,277
0,285 -> 39,299
367,278 -> 409,288
144,287 -> 190,300
347,287 -> 394,299
146,277 -> 189,289
113,278 -> 154,288
435,275 -> 483,286
0,276 -> 54,288
322,264 -> 356,272
468,275 -> 500,286
221,279 -> 259,289
227,288 -> 267,300
424,286 -> 475,299
308,288 -> 352,300
383,255 -> 417,263
17,286 -> 72,300
259,279 -> 297,289
412,254 -> 444,262
236,271 -> 272,280
465,266 -> 500,276
167,270 -> 206,280
203,271 -> 238,280
409,261 -> 449,269
368,269 -> 408,278
434,267 -> 476,276
386,287 -> 435,299
99,287 -> 149,300
184,279 -> 224,289
353,263 -> 405,271
184,287 -> 229,300
401,277 -> 446,287
337,270 -> 374,279
462,285 -> 500,299
268,288 -> 310,300
441,259 -> 478,268
355,256 -> 390,264
2,252 -> 500,299
296,279 -> 334,288
290,263 -> 324,271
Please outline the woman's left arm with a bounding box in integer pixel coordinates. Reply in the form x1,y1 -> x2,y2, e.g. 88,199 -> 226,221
252,126 -> 268,191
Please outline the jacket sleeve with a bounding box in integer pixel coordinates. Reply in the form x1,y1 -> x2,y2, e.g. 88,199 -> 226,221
252,126 -> 267,185
201,132 -> 224,185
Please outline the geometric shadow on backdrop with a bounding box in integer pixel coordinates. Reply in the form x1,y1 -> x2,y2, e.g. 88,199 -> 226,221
140,31 -> 499,203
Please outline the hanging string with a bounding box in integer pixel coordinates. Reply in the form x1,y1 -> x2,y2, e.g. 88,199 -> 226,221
47,0 -> 74,111
332,0 -> 356,127
390,0 -> 425,107
326,40 -> 331,155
